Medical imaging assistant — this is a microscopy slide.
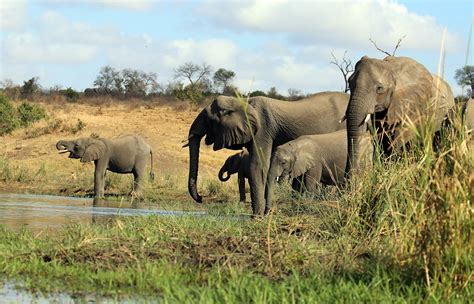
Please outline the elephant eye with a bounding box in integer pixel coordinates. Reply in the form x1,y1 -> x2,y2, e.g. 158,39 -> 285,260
376,85 -> 385,94
221,110 -> 233,117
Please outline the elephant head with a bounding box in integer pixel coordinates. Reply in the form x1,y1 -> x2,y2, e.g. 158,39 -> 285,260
186,96 -> 260,203
345,56 -> 454,174
269,143 -> 309,182
218,151 -> 244,182
56,138 -> 107,163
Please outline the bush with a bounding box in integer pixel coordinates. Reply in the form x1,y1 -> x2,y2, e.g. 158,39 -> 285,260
0,94 -> 19,135
62,87 -> 80,103
17,102 -> 47,127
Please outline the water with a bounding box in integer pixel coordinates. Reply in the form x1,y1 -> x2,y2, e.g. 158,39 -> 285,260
0,193 -> 207,233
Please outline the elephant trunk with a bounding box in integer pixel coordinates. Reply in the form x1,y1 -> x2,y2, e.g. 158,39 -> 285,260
188,136 -> 202,203
218,166 -> 231,182
56,140 -> 72,152
187,108 -> 209,204
345,93 -> 370,176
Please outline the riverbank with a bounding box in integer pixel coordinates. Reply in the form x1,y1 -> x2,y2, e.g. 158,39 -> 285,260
0,99 -> 472,302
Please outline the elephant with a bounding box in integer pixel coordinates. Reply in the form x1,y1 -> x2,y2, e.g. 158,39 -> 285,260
463,99 -> 474,149
56,135 -> 154,198
268,128 -> 373,193
218,149 -> 250,202
185,91 -> 350,215
344,56 -> 455,175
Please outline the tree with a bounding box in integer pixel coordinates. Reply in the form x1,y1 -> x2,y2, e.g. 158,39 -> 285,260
20,77 -> 40,99
213,68 -> 235,94
369,35 -> 406,57
174,62 -> 212,86
174,62 -> 213,105
94,66 -> 121,93
330,51 -> 353,93
454,65 -> 474,98
122,69 -> 159,97
287,88 -> 302,101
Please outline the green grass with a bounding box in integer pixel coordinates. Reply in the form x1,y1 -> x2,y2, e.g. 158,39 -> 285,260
0,102 -> 472,302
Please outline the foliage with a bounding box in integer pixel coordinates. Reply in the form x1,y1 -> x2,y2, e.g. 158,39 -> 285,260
213,68 -> 236,94
93,66 -> 121,92
0,94 -> 19,135
174,62 -> 212,87
266,87 -> 285,99
20,77 -> 41,99
287,88 -> 303,101
61,87 -> 80,103
454,65 -> 474,98
248,90 -> 267,97
17,102 -> 47,127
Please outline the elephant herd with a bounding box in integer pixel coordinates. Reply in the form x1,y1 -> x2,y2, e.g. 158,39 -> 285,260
56,56 -> 473,216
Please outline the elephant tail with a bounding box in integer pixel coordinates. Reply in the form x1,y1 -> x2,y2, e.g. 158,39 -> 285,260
149,149 -> 155,181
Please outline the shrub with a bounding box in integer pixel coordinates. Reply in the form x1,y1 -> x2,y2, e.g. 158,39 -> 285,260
0,94 -> 19,135
17,102 -> 47,127
62,87 -> 80,103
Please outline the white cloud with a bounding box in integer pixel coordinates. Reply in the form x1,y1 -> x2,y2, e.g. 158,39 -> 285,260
0,0 -> 28,31
198,0 -> 465,53
94,0 -> 155,11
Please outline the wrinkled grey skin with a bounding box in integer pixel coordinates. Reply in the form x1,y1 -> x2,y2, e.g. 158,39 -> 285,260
345,56 -> 455,176
56,135 -> 154,198
186,92 -> 349,215
464,99 -> 474,149
269,128 -> 372,194
218,149 -> 250,202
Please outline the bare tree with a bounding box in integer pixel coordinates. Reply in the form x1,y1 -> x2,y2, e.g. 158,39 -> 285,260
369,35 -> 406,56
287,88 -> 302,101
330,51 -> 353,93
174,62 -> 212,86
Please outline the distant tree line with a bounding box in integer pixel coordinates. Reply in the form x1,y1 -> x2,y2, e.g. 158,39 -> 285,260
1,60 -> 471,105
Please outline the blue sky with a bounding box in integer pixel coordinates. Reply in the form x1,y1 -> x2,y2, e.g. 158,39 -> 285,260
0,0 -> 472,96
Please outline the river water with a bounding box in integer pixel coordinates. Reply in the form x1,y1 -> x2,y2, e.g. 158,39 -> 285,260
0,193 -> 207,233
0,192 -> 209,302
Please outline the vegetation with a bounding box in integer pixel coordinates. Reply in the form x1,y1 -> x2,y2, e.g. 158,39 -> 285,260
0,101 -> 471,302
0,94 -> 47,135
454,65 -> 474,98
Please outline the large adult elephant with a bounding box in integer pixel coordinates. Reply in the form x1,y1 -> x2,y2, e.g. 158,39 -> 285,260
186,92 -> 349,215
345,56 -> 455,174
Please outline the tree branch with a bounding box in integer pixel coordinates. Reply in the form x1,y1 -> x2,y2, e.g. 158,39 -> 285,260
369,35 -> 406,56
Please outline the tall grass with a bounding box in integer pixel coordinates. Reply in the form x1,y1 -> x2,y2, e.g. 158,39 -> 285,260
337,103 -> 473,299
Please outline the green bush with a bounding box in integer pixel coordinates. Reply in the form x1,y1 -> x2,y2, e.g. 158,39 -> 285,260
17,102 -> 47,127
0,94 -> 19,135
62,87 -> 80,103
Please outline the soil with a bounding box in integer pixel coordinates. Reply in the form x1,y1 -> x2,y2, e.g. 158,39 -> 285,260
0,101 -> 235,181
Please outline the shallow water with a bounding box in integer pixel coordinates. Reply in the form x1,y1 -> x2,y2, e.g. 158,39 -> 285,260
0,192 -> 207,233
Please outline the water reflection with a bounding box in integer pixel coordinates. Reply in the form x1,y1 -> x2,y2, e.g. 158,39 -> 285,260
0,193 -> 206,233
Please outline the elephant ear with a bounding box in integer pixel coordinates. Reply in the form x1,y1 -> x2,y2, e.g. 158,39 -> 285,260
384,57 -> 433,140
212,97 -> 261,150
81,139 -> 107,163
290,147 -> 315,178
430,75 -> 455,129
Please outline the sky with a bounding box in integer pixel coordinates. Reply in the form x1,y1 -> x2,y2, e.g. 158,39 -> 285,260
0,0 -> 472,96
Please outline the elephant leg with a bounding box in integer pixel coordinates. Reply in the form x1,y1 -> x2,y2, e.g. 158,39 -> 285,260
237,170 -> 246,203
305,166 -> 322,192
132,157 -> 147,196
93,160 -> 107,198
248,143 -> 272,215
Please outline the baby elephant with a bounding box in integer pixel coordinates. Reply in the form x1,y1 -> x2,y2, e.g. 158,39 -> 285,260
218,149 -> 250,202
268,129 -> 372,193
56,135 -> 154,198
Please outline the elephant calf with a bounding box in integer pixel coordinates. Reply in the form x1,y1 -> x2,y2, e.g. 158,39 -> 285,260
269,129 -> 373,193
218,149 -> 250,202
56,135 -> 154,198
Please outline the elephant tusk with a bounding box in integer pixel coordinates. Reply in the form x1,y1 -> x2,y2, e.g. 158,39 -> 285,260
276,176 -> 280,182
339,114 -> 346,124
364,114 -> 371,123
58,149 -> 69,154
182,141 -> 189,148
